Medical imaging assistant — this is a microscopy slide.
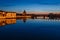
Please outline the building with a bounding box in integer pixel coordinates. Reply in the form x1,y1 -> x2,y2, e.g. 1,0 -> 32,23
0,10 -> 6,18
0,10 -> 16,18
16,10 -> 32,18
6,12 -> 16,18
22,10 -> 26,16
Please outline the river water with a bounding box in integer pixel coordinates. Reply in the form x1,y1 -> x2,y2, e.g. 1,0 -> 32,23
0,18 -> 60,40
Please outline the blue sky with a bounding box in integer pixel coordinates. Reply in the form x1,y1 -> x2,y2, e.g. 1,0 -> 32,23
0,0 -> 60,12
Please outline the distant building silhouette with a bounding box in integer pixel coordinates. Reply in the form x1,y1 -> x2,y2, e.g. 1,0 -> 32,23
22,10 -> 26,16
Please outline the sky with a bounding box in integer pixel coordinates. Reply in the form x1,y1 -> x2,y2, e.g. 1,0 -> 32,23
0,0 -> 60,12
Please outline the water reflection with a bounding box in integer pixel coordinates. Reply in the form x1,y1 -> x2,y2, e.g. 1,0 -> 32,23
0,17 -> 60,26
0,17 -> 31,26
17,17 -> 31,23
0,19 -> 16,26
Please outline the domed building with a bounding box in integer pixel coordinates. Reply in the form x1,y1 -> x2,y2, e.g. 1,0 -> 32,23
22,10 -> 26,16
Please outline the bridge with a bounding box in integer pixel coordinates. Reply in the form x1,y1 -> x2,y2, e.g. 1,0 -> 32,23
16,13 -> 49,19
31,14 -> 49,19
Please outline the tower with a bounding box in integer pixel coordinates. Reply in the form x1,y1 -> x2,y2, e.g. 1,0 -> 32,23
23,10 -> 26,16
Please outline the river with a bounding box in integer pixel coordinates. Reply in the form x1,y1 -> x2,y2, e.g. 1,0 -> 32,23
0,18 -> 60,40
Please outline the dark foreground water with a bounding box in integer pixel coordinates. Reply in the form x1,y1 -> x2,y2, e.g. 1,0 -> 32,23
0,19 -> 60,40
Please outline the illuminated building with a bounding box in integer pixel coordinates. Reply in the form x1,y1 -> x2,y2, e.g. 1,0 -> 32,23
6,12 -> 16,18
0,10 -> 16,18
0,10 -> 6,18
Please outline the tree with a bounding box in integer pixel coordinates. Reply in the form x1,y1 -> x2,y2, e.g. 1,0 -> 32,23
48,13 -> 54,19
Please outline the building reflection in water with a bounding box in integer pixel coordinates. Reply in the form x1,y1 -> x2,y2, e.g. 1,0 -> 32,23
22,17 -> 31,23
0,19 -> 16,26
0,17 -> 31,26
0,17 -> 60,26
17,17 -> 31,23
